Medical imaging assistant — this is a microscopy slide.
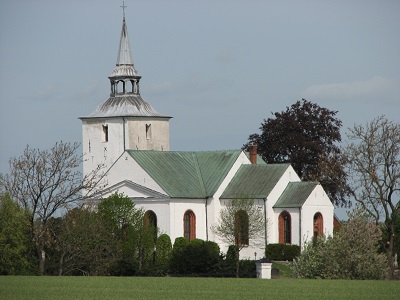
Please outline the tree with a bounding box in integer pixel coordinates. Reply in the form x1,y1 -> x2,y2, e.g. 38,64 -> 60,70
45,207 -> 118,276
343,116 -> 400,279
0,141 -> 105,275
212,199 -> 264,277
0,193 -> 36,275
245,99 -> 348,207
154,234 -> 172,275
97,192 -> 157,275
293,209 -> 387,279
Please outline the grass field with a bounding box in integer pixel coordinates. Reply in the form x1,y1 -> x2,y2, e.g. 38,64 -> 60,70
0,276 -> 399,299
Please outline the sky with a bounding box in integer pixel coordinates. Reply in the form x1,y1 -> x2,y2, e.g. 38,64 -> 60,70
1,1 -> 399,217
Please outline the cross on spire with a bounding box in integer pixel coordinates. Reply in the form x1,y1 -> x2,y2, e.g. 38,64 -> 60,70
120,1 -> 127,18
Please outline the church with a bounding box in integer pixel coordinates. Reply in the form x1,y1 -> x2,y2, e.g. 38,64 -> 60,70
80,14 -> 334,259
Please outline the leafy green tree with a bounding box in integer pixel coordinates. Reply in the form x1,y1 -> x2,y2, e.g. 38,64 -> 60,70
98,192 -> 158,275
245,99 -> 348,207
0,193 -> 36,275
0,141 -> 105,274
212,199 -> 264,277
381,216 -> 400,267
46,207 -> 118,276
293,209 -> 387,279
155,234 -> 172,275
343,116 -> 400,279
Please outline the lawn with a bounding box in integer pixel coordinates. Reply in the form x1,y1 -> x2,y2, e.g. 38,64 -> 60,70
0,276 -> 399,300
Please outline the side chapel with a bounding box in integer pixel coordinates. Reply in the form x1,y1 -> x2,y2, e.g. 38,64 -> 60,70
80,14 -> 334,258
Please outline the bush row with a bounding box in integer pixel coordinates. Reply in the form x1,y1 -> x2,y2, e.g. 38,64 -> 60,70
265,243 -> 300,261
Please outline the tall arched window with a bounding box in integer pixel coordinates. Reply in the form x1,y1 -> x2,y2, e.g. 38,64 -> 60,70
183,210 -> 196,241
116,80 -> 125,94
144,210 -> 157,228
144,210 -> 157,241
235,210 -> 249,246
279,211 -> 291,244
313,212 -> 323,241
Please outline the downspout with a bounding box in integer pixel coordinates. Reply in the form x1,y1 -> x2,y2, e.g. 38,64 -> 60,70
299,207 -> 302,248
205,197 -> 209,241
264,198 -> 268,250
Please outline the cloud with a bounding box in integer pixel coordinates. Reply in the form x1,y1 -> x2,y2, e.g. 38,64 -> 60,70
302,76 -> 400,103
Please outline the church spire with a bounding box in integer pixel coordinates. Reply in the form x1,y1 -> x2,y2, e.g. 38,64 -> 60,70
116,15 -> 133,66
109,6 -> 140,96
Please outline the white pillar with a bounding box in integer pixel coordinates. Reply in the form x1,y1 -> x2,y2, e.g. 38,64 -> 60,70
255,259 -> 272,279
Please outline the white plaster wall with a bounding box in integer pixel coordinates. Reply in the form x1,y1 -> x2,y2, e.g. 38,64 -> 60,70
127,118 -> 170,151
300,185 -> 334,247
213,198 -> 266,260
207,152 -> 251,242
265,166 -> 300,245
168,199 -> 207,243
134,199 -> 171,237
272,208 -> 301,245
105,151 -> 166,195
82,119 -> 125,178
82,117 -> 170,178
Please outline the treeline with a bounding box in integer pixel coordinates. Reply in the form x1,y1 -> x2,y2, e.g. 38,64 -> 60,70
0,192 -> 257,277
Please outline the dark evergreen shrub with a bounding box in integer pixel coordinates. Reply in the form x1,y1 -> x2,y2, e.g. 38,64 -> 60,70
155,234 -> 172,275
265,244 -> 300,261
169,238 -> 221,275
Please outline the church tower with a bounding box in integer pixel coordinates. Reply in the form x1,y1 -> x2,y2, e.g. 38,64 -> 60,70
80,13 -> 171,177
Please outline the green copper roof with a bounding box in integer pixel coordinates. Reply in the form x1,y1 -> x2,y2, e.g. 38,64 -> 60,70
273,182 -> 319,208
220,164 -> 290,199
244,152 -> 267,165
127,150 -> 242,198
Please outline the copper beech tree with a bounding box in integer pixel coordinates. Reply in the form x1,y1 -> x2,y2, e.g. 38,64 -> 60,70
0,141 -> 106,275
245,99 -> 349,207
343,116 -> 400,279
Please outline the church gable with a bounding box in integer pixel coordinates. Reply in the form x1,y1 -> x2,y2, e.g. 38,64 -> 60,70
98,180 -> 168,199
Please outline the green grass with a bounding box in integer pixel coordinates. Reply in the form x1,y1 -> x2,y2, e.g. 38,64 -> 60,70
0,276 -> 399,299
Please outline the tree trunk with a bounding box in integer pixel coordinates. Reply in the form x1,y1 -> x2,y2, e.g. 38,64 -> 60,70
58,252 -> 65,276
38,248 -> 46,275
388,222 -> 395,279
235,247 -> 240,278
35,223 -> 47,276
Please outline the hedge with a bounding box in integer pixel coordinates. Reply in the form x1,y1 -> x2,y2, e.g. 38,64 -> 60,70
265,243 -> 300,261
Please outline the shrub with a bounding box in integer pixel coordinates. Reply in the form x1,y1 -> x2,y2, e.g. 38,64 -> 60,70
293,209 -> 388,280
154,234 -> 172,275
169,238 -> 220,275
265,244 -> 300,261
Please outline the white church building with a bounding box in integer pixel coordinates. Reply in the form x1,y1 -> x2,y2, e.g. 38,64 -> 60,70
80,15 -> 334,258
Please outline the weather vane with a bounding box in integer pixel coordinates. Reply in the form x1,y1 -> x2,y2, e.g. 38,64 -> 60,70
120,1 -> 127,18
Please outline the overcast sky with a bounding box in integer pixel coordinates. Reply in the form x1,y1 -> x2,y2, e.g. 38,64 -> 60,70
1,1 -> 399,216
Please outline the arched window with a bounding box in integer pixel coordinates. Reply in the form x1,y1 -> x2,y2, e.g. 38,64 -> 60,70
116,80 -> 125,94
144,210 -> 157,228
144,210 -> 157,241
313,212 -> 323,241
235,210 -> 249,246
279,211 -> 291,244
183,210 -> 196,241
